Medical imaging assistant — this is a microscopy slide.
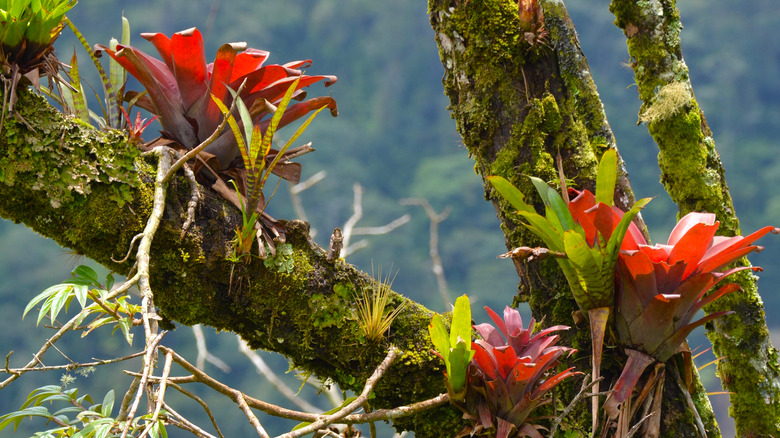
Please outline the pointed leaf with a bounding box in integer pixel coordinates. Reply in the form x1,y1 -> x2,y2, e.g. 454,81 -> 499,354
595,149 -> 617,206
451,295 -> 472,351
487,176 -> 535,214
429,315 -> 450,364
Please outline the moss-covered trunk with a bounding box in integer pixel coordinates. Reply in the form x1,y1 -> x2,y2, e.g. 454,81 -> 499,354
609,0 -> 780,435
428,0 -> 719,435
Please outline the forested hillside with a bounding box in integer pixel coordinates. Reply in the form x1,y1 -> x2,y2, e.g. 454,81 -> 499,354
1,0 -> 778,436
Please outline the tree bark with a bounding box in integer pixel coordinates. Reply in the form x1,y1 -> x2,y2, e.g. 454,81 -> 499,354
428,0 -> 719,435
609,0 -> 780,435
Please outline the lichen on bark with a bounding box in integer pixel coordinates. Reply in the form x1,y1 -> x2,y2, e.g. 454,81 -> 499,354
610,0 -> 780,434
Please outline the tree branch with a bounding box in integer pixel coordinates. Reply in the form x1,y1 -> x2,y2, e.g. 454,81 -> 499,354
0,89 -> 459,436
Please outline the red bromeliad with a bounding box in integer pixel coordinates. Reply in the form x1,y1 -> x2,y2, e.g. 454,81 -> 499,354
95,27 -> 337,171
460,306 -> 579,438
602,211 -> 778,416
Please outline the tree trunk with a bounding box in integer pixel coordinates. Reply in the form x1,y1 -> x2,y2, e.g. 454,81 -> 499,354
428,0 -> 720,435
609,0 -> 780,435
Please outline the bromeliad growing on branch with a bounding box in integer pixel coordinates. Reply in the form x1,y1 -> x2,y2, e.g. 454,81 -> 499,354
94,27 -> 337,170
430,297 -> 579,438
488,150 -> 650,430
604,212 -> 780,419
466,306 -> 578,438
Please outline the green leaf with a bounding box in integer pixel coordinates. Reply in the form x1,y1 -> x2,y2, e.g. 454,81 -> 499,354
0,406 -> 52,431
517,211 -> 564,251
450,295 -> 472,351
68,51 -> 91,123
211,93 -> 248,166
100,390 -> 114,417
595,149 -> 618,206
429,314 -> 450,364
488,176 -> 534,214
23,284 -> 67,320
447,340 -> 472,398
563,230 -> 611,309
546,186 -> 575,231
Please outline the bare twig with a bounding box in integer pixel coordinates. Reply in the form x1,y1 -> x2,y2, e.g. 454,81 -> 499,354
237,392 -> 271,438
120,331 -> 166,438
549,375 -> 606,437
166,382 -> 225,438
341,183 -> 410,258
139,349 -> 173,438
192,325 -> 231,372
163,401 -> 219,438
289,170 -> 327,238
671,365 -> 707,437
237,337 -> 321,412
2,350 -> 145,374
278,347 -> 399,438
400,198 -> 451,306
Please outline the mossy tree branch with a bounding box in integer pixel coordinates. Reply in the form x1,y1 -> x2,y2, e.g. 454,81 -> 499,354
609,0 -> 780,434
0,90 -> 462,437
428,0 -> 719,434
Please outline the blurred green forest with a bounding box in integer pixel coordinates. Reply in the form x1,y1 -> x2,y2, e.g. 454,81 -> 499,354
1,0 -> 779,436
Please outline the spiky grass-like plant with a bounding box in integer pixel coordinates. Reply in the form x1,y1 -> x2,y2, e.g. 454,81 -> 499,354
355,269 -> 407,342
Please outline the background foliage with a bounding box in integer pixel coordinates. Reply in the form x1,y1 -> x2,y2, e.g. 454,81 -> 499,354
1,0 -> 778,436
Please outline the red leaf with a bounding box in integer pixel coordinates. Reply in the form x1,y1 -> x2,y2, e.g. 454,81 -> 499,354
170,28 -> 209,111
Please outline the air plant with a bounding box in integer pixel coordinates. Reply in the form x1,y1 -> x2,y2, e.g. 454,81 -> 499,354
604,212 -> 779,417
488,150 -> 650,430
354,268 -> 407,342
464,306 -> 579,438
94,27 -> 337,171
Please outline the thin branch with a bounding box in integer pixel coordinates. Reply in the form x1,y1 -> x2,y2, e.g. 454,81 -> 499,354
237,392 -> 271,438
237,337 -> 320,413
277,347 -> 399,438
193,325 -> 231,372
166,382 -> 226,438
340,182 -> 364,253
140,349 -> 173,438
400,198 -> 451,306
289,170 -> 327,238
341,183 -> 410,258
671,365 -> 707,437
2,350 -> 145,373
163,401 -> 219,438
549,375 -> 605,437
120,331 -> 166,438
